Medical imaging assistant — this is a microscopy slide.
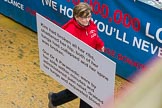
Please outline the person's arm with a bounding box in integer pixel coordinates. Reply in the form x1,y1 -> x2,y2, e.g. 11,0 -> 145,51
95,36 -> 105,52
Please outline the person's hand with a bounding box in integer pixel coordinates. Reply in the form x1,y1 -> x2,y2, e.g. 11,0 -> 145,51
101,46 -> 105,52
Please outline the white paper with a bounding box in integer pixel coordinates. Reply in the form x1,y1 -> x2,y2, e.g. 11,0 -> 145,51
36,13 -> 116,108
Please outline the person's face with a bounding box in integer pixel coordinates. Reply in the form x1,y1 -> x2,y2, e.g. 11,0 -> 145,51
75,14 -> 91,26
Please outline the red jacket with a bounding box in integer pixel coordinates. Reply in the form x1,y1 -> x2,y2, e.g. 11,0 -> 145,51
62,18 -> 104,51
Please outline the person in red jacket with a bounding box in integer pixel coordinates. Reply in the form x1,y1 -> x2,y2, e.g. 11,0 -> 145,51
62,11 -> 104,51
48,2 -> 104,108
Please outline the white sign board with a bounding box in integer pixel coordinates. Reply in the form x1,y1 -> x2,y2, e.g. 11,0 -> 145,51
36,13 -> 116,108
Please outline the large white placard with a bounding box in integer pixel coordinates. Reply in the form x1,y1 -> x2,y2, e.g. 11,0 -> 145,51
36,13 -> 116,108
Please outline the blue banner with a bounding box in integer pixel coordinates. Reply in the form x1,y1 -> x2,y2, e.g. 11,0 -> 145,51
1,0 -> 162,81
